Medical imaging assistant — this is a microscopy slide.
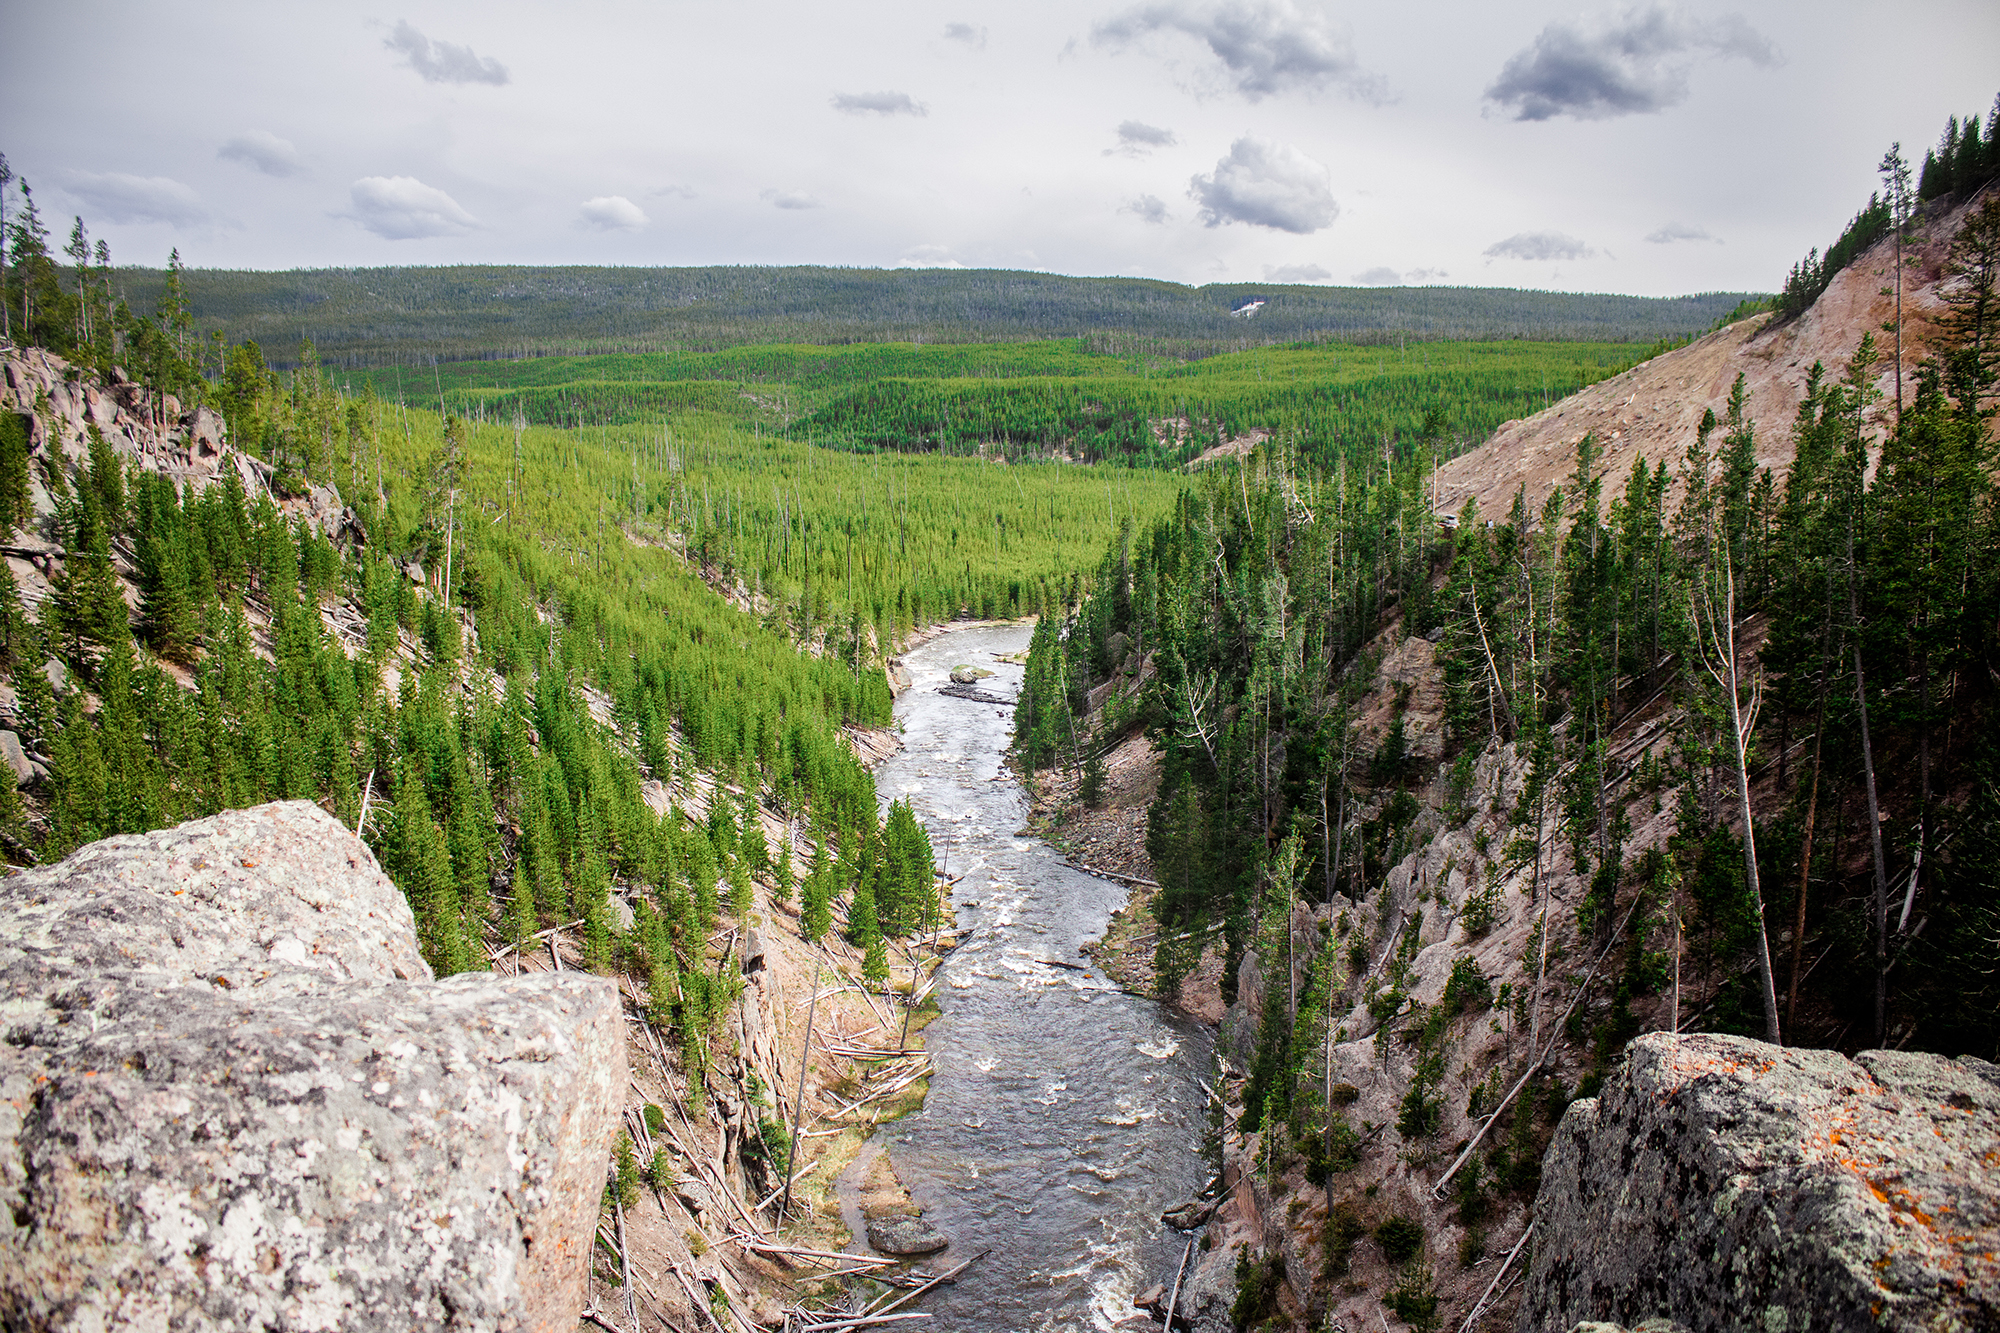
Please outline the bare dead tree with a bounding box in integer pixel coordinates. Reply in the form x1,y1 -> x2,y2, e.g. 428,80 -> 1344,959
1689,545 -> 1782,1045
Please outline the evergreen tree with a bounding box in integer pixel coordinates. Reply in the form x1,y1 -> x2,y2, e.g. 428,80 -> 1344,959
802,837 -> 833,943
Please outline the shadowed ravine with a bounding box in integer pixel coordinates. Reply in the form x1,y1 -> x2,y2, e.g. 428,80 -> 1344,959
868,623 -> 1214,1331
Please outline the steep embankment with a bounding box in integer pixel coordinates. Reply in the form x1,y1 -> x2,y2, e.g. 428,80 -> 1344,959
1435,191 -> 1988,520
0,346 -> 959,1331
1038,190 -> 2000,1333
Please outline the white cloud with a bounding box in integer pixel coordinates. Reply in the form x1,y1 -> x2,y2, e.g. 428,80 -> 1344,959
1093,0 -> 1390,103
1405,267 -> 1451,283
1187,137 -> 1336,234
66,172 -> 207,227
1105,120 -> 1178,157
384,20 -> 509,86
942,22 -> 987,48
1122,194 -> 1171,224
1484,231 -> 1595,261
1486,5 -> 1778,122
1646,220 -> 1720,243
763,189 -> 821,210
1265,263 -> 1331,281
218,131 -> 302,178
1350,265 -> 1401,285
344,176 -> 478,240
578,196 -> 649,231
898,244 -> 966,268
831,91 -> 927,116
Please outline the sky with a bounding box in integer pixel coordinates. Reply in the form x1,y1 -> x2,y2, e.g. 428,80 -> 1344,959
7,1 -> 1998,298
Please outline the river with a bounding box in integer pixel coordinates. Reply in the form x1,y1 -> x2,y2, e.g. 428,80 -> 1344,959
863,622 -> 1215,1332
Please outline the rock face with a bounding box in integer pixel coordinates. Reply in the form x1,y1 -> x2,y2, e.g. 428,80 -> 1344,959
0,801 -> 624,1332
1520,1032 -> 1999,1333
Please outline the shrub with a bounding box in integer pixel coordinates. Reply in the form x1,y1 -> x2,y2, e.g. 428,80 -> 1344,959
1442,955 -> 1493,1015
1375,1214 -> 1424,1264
1230,1248 -> 1286,1330
1385,1260 -> 1440,1331
1324,1201 -> 1367,1278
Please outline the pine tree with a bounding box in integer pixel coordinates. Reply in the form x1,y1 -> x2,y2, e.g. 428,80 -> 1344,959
802,837 -> 833,943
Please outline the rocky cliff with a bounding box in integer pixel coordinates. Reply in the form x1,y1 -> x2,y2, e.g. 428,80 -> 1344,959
1520,1033 -> 1998,1333
0,801 -> 624,1332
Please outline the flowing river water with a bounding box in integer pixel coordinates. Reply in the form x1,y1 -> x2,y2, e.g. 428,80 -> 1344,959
858,623 -> 1215,1331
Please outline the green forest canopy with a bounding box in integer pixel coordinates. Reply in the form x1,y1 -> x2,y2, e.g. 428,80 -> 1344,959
105,262 -> 1763,367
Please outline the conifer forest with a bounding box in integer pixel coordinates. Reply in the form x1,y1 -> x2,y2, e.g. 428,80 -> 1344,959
1,76 -> 1998,1333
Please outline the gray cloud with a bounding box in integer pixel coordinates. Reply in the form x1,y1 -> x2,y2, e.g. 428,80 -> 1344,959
1486,5 -> 1777,121
1267,263 -> 1331,282
578,196 -> 648,231
1646,220 -> 1720,243
763,189 -> 821,210
648,184 -> 698,200
1188,137 -> 1336,234
66,172 -> 207,226
1484,231 -> 1595,261
218,131 -> 302,177
943,22 -> 987,48
1405,267 -> 1450,282
384,20 -> 510,86
344,176 -> 478,239
1350,265 -> 1400,285
831,91 -> 927,116
1105,120 -> 1178,157
1093,1 -> 1389,103
1121,194 -> 1171,224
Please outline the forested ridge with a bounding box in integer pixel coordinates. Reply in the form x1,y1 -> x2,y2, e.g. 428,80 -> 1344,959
0,167 -> 1201,1106
1010,186 -> 1998,1323
97,262 -> 1756,368
1033,185 -> 2000,1049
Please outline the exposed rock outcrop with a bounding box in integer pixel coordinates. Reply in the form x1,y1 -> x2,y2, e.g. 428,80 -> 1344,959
0,801 -> 623,1332
1435,191 -> 1989,525
1520,1032 -> 1999,1333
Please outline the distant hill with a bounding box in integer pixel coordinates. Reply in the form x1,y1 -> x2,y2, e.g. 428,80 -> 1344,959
103,263 -> 1763,368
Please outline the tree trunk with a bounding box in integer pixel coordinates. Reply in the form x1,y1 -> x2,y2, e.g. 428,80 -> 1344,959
1854,641 -> 1891,1045
1786,692 -> 1827,1029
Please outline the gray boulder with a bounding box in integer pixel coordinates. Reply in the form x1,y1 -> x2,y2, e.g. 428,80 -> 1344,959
866,1216 -> 949,1256
1520,1032 -> 1999,1333
0,731 -> 28,786
0,801 -> 624,1333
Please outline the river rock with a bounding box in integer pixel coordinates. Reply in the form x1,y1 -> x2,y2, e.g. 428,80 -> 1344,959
0,800 -> 624,1333
948,665 -> 984,684
1519,1032 -> 1999,1333
866,1216 -> 949,1256
1161,1199 -> 1216,1231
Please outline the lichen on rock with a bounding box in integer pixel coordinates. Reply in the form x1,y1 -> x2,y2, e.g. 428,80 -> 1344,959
0,801 -> 623,1332
1520,1032 -> 1998,1333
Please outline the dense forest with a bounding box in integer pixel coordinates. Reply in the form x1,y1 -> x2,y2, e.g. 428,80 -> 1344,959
91,261 -> 1757,368
338,337 -> 1660,472
0,169 -> 1198,1104
1021,184 -> 1999,1083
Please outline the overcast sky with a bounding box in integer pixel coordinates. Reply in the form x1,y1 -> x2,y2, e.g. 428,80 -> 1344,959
8,1 -> 1997,298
